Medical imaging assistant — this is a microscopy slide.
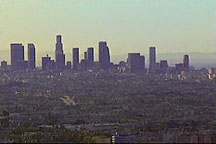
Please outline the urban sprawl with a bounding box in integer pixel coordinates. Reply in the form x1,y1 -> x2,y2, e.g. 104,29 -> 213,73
1,35 -> 216,143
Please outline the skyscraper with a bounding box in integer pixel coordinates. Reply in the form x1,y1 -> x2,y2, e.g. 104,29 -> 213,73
99,41 -> 110,70
42,55 -> 51,71
55,35 -> 65,71
175,63 -> 184,74
128,53 -> 145,73
87,47 -> 94,66
160,60 -> 168,74
183,55 -> 189,70
84,52 -> 87,61
66,61 -> 72,70
28,43 -> 36,70
11,44 -> 25,70
149,47 -> 156,71
72,48 -> 79,70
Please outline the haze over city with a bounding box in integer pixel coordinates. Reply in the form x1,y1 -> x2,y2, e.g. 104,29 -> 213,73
2,0 -> 216,143
1,0 -> 216,67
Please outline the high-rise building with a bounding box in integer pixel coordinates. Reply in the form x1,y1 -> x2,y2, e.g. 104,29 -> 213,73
128,53 -> 145,73
183,55 -> 189,70
66,61 -> 72,70
160,60 -> 168,74
28,43 -> 36,70
55,35 -> 65,71
87,47 -> 94,64
99,41 -> 110,70
42,55 -> 51,71
11,44 -> 25,70
175,63 -> 184,74
84,52 -> 87,61
72,48 -> 79,70
149,47 -> 156,71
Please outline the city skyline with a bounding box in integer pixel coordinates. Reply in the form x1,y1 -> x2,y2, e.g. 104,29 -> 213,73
1,0 -> 216,64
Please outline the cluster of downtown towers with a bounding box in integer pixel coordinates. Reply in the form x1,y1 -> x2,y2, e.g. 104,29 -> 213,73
7,35 -> 190,73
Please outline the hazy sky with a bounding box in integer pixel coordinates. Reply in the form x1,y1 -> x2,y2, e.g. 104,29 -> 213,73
1,0 -> 216,64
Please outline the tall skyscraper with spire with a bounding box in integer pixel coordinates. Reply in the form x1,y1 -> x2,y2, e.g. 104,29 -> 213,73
55,35 -> 65,71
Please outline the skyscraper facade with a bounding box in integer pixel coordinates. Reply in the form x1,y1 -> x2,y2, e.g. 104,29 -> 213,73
183,55 -> 189,70
28,43 -> 36,70
72,48 -> 79,70
42,55 -> 51,71
128,53 -> 145,73
87,47 -> 94,63
99,41 -> 110,70
175,63 -> 184,74
55,35 -> 65,71
87,47 -> 94,67
66,61 -> 72,70
160,60 -> 168,74
11,44 -> 25,70
149,47 -> 156,71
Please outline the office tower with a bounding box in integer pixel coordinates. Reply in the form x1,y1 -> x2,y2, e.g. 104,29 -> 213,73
149,47 -> 156,71
183,55 -> 189,70
128,53 -> 145,73
99,41 -> 110,70
87,47 -> 94,67
1,61 -> 7,69
28,43 -> 36,70
50,60 -> 55,71
55,35 -> 65,71
160,60 -> 168,74
42,55 -> 51,71
80,59 -> 87,70
140,56 -> 145,70
66,61 -> 72,70
82,51 -> 88,70
11,44 -> 25,70
72,48 -> 79,70
175,63 -> 184,74
84,52 -> 87,60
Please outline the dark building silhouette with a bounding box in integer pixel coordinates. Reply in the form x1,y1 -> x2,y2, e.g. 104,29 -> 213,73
175,63 -> 184,73
1,61 -> 7,69
28,43 -> 36,70
183,55 -> 189,71
128,53 -> 145,73
80,59 -> 87,70
50,60 -> 55,71
11,44 -> 25,70
160,60 -> 168,74
87,47 -> 94,67
84,52 -> 87,60
82,47 -> 94,69
42,55 -> 52,71
55,35 -> 65,71
66,61 -> 72,70
72,48 -> 79,70
99,41 -> 110,70
82,51 -> 88,70
149,47 -> 156,71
